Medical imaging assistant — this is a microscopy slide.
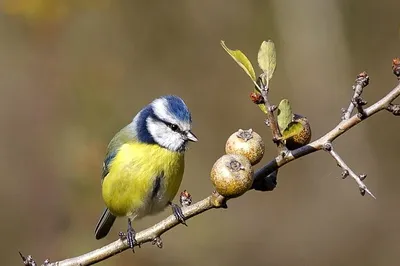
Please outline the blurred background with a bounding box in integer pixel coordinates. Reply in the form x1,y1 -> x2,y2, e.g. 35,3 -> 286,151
1,0 -> 400,265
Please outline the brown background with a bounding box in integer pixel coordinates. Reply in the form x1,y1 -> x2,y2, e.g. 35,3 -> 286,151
1,0 -> 400,265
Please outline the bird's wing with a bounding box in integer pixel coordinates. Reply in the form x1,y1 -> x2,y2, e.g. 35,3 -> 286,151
101,151 -> 116,180
101,124 -> 136,182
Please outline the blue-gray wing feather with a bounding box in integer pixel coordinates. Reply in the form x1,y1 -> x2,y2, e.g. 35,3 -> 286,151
101,123 -> 137,182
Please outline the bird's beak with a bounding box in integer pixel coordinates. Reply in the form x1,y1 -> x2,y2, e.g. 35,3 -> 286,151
186,131 -> 198,142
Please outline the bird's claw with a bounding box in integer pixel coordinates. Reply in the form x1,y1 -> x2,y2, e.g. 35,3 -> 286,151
170,202 -> 187,226
119,218 -> 139,252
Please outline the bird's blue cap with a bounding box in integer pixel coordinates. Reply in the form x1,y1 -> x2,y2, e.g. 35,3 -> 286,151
163,95 -> 192,123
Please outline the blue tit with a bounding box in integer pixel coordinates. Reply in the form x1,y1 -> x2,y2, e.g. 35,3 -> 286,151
94,95 -> 197,249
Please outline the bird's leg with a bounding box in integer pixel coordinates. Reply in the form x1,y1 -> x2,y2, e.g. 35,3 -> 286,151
169,201 -> 187,226
118,218 -> 138,252
126,218 -> 137,250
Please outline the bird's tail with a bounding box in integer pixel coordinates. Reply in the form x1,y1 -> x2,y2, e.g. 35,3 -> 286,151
95,208 -> 116,240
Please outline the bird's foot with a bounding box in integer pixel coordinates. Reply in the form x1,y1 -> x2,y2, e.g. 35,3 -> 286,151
118,218 -> 139,252
169,202 -> 187,226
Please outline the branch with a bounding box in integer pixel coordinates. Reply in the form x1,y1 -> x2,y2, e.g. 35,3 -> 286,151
322,142 -> 375,198
21,71 -> 400,266
20,193 -> 226,266
256,77 -> 283,149
253,77 -> 400,192
342,72 -> 369,120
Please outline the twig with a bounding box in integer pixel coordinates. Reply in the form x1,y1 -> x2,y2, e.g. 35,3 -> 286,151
257,77 -> 283,148
23,72 -> 400,266
342,72 -> 370,120
322,142 -> 375,198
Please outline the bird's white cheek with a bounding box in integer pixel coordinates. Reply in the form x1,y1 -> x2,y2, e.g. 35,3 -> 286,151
147,121 -> 184,151
157,131 -> 184,151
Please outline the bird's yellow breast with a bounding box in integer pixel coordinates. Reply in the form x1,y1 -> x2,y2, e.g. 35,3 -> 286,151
101,142 -> 185,218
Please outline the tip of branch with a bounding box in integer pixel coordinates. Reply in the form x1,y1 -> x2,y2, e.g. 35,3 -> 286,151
355,71 -> 370,87
363,187 -> 377,199
19,251 -> 25,260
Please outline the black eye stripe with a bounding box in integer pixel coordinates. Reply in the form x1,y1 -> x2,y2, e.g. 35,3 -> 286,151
150,114 -> 181,132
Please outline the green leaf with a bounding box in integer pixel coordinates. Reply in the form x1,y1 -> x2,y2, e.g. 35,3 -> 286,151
277,99 -> 293,132
221,40 -> 256,81
257,40 -> 276,86
282,122 -> 304,140
257,103 -> 268,114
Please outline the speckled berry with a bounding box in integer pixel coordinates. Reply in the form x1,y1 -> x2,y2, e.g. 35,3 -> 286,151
225,129 -> 265,165
210,154 -> 253,198
285,114 -> 312,150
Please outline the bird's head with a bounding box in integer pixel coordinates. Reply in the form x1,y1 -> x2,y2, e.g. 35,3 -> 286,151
133,95 -> 197,152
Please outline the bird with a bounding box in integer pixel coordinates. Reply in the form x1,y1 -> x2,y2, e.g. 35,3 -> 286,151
94,95 -> 197,249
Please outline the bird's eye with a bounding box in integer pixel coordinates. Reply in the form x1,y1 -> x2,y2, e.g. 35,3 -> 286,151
168,123 -> 179,131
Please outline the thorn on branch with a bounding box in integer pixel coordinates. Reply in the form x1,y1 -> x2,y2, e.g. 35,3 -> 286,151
342,72 -> 370,120
19,252 -> 37,266
341,170 -> 349,179
360,174 -> 367,181
387,104 -> 400,116
324,143 -> 375,199
392,58 -> 400,80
